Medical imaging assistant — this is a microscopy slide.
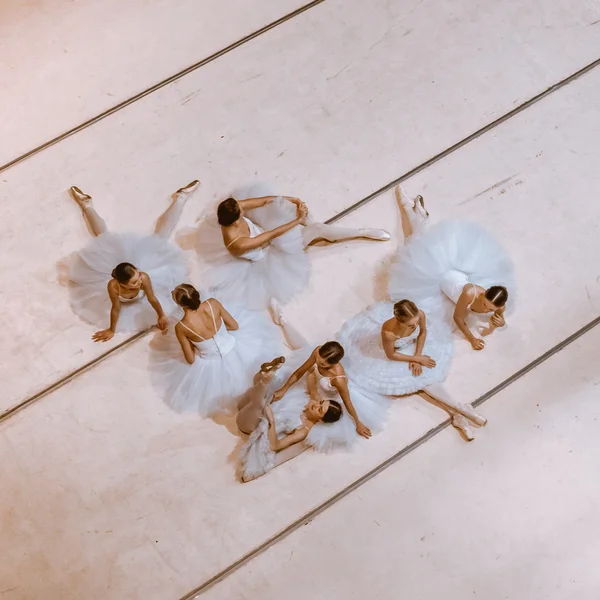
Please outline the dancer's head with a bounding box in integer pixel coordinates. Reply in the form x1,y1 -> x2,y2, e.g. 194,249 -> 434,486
217,198 -> 242,226
393,299 -> 420,327
112,262 -> 141,289
483,286 -> 508,310
316,341 -> 344,369
305,397 -> 342,423
172,283 -> 201,310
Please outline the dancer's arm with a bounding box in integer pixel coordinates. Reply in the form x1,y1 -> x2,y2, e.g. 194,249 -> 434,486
238,196 -> 276,210
213,299 -> 239,331
226,217 -> 305,256
333,377 -> 372,439
142,273 -> 168,332
381,327 -> 436,370
175,324 -> 196,364
265,407 -> 308,450
454,288 -> 485,350
272,351 -> 315,401
92,281 -> 122,342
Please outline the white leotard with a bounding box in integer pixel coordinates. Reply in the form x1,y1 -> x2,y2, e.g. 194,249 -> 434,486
393,325 -> 421,350
178,302 -> 236,359
227,217 -> 267,262
118,289 -> 145,303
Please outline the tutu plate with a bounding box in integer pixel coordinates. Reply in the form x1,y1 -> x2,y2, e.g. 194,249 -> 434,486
149,303 -> 285,417
338,302 -> 454,396
69,232 -> 187,332
196,192 -> 310,310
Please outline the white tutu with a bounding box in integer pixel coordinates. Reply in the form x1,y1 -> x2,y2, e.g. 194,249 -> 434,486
337,302 -> 454,396
69,232 -> 187,332
196,188 -> 310,310
237,418 -> 277,482
388,219 -> 515,318
149,303 -> 286,417
270,348 -> 390,452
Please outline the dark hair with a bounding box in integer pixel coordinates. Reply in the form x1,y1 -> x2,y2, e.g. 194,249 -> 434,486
485,286 -> 508,308
393,299 -> 419,322
173,283 -> 201,310
111,262 -> 137,284
217,198 -> 241,226
318,341 -> 344,365
322,400 -> 342,423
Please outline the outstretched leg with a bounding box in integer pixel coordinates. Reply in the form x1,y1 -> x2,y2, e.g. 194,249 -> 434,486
302,220 -> 391,247
69,186 -> 108,237
270,299 -> 310,350
395,185 -> 428,241
154,180 -> 200,239
236,357 -> 286,434
418,383 -> 487,442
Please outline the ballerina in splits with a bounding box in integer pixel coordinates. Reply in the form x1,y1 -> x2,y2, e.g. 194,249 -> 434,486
68,180 -> 199,342
149,284 -> 285,417
196,183 -> 391,310
388,186 -> 514,351
338,298 -> 487,441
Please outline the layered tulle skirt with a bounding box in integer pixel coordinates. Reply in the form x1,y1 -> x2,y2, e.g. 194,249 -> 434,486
69,232 -> 187,331
388,219 -> 515,318
149,304 -> 285,417
196,194 -> 310,310
337,302 -> 454,396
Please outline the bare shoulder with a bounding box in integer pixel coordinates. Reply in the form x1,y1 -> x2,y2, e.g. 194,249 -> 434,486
381,317 -> 396,335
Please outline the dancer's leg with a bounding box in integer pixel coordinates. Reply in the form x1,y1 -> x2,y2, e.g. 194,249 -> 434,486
302,221 -> 390,247
395,185 -> 427,241
69,187 -> 108,236
416,390 -> 475,442
236,357 -> 286,434
270,299 -> 310,350
154,180 -> 200,238
422,383 -> 487,426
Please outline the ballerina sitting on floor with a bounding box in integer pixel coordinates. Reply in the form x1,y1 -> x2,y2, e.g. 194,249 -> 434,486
236,357 -> 342,482
149,284 -> 285,417
339,299 -> 486,441
388,186 -> 514,351
67,181 -> 199,342
196,183 -> 391,310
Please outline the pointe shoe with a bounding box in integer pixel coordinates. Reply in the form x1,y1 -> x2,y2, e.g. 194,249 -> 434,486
69,186 -> 92,208
414,195 -> 429,217
359,228 -> 391,241
451,414 -> 475,442
460,403 -> 487,427
269,298 -> 286,326
175,179 -> 201,197
260,356 -> 286,373
395,185 -> 414,209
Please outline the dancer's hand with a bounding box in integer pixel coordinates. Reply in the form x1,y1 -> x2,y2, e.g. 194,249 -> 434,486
471,338 -> 485,351
409,361 -> 422,376
92,329 -> 114,343
417,355 -> 436,369
157,315 -> 169,332
296,204 -> 309,225
356,422 -> 372,439
491,313 -> 505,327
272,387 -> 286,402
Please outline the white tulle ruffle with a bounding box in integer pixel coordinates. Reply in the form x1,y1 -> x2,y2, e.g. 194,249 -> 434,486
196,189 -> 310,310
337,302 -> 453,396
388,219 -> 515,317
68,232 -> 188,332
149,303 -> 285,417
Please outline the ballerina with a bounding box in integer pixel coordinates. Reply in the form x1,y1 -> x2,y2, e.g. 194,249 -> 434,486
68,181 -> 199,342
149,284 -> 285,417
196,184 -> 391,310
338,298 -> 487,441
268,301 -> 389,448
236,357 -> 343,482
388,186 -> 514,351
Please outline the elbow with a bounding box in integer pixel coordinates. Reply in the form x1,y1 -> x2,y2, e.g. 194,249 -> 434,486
185,354 -> 195,365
